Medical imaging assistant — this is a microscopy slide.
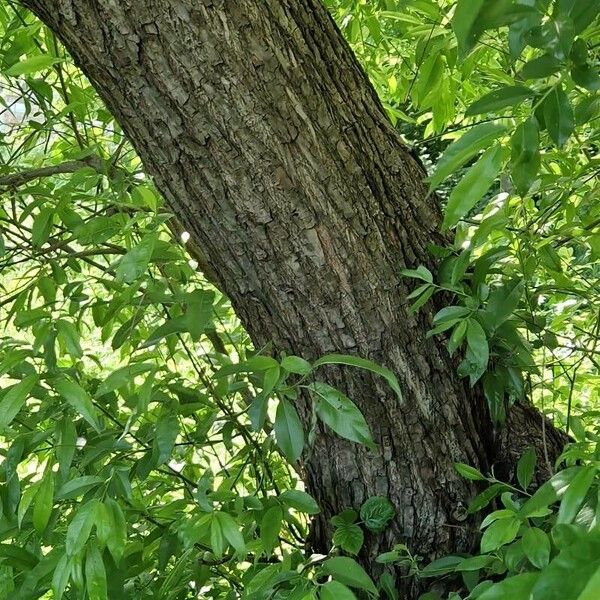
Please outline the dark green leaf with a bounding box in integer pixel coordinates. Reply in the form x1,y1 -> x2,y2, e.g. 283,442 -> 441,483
466,85 -> 534,116
359,496 -> 395,533
542,85 -> 574,147
274,399 -> 304,462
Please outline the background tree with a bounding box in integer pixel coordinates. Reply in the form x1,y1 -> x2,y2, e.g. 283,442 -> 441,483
0,0 -> 598,598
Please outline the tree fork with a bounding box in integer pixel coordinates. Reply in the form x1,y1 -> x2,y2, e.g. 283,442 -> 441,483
22,0 -> 566,592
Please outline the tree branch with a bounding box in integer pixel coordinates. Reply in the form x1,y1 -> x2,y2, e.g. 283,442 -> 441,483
0,155 -> 103,188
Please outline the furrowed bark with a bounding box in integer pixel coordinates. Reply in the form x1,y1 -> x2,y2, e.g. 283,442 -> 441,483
21,0 -> 566,594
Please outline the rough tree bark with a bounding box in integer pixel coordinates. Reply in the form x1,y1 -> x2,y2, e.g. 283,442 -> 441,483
22,0 -> 566,595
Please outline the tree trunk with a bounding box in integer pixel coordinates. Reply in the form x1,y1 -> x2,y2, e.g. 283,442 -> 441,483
22,0 -> 566,594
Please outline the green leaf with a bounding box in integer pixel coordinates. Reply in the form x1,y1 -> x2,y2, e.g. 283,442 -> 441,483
525,531 -> 600,598
320,581 -> 357,600
33,470 -> 54,534
210,515 -> 224,557
56,475 -> 104,500
95,363 -> 155,398
571,63 -> 600,91
274,399 -> 304,462
400,265 -> 433,283
104,499 -> 127,562
428,123 -> 507,190
520,55 -> 563,79
455,463 -> 486,481
542,85 -> 574,147
215,512 -> 245,555
115,234 -> 157,283
421,555 -> 464,577
478,573 -> 539,600
333,523 -> 364,555
313,353 -> 402,399
557,465 -> 596,524
480,516 -> 521,553
66,500 -> 99,556
154,411 -> 179,465
321,556 -> 377,594
0,374 -> 38,431
85,544 -> 107,600
5,55 -> 63,76
485,279 -> 525,329
520,467 -> 579,518
281,355 -> 312,375
52,554 -> 71,600
31,208 -> 54,247
466,85 -> 534,116
466,319 -> 489,373
310,382 -> 374,448
517,448 -> 537,490
53,376 -> 102,433
522,527 -> 550,569
442,145 -> 503,230
452,0 -> 486,58
511,118 -> 540,195
360,496 -> 395,533
280,490 -> 320,515
56,320 -> 83,358
260,505 -> 283,554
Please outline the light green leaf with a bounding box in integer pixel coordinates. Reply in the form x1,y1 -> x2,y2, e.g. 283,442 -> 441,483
557,465 -> 596,524
522,527 -> 550,569
478,573 -> 539,600
321,556 -> 377,594
0,374 -> 38,431
428,123 -> 507,190
32,470 -> 54,534
466,319 -> 489,372
480,516 -> 521,553
454,463 -> 486,481
154,411 -> 179,465
281,355 -> 312,375
401,265 -> 433,283
260,505 -> 283,554
333,523 -> 364,555
313,353 -> 401,399
310,382 -> 374,448
115,234 -> 157,283
442,145 -> 503,230
511,118 -> 540,195
56,320 -> 83,358
56,475 -> 104,500
6,56 -> 63,76
320,580 -> 357,600
280,490 -> 320,515
95,363 -> 155,398
52,554 -> 71,600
